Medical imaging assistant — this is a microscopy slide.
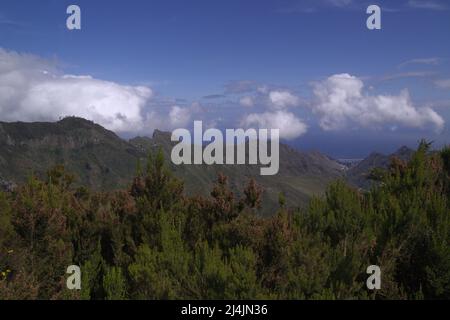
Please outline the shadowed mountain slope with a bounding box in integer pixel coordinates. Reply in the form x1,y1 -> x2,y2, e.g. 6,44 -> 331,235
0,117 -> 347,214
346,146 -> 415,190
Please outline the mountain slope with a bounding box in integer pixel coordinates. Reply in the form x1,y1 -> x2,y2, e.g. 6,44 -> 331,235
130,131 -> 345,214
0,117 -> 143,189
345,146 -> 414,189
0,117 -> 345,214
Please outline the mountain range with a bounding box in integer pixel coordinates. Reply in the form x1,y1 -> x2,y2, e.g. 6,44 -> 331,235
0,117 -> 414,214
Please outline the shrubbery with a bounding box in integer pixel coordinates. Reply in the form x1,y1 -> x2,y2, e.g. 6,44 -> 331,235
0,142 -> 449,299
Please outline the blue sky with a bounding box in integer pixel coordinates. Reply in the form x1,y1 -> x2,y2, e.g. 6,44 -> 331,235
0,0 -> 450,157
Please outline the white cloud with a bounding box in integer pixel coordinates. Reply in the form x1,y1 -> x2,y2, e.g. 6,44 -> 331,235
408,0 -> 448,11
326,0 -> 352,7
398,57 -> 441,68
382,71 -> 435,81
169,105 -> 191,128
312,73 -> 444,131
0,48 -> 153,133
435,79 -> 450,89
269,90 -> 300,109
278,0 -> 354,13
241,110 -> 308,140
239,96 -> 254,107
257,86 -> 269,94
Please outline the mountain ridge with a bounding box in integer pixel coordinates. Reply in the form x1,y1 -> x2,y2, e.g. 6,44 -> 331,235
0,117 -> 416,214
346,145 -> 415,189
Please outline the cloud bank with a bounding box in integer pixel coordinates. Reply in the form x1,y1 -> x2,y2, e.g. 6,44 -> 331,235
269,91 -> 300,109
312,73 -> 445,131
0,49 -> 445,140
241,110 -> 308,140
239,96 -> 254,107
240,89 -> 307,140
0,48 -> 155,133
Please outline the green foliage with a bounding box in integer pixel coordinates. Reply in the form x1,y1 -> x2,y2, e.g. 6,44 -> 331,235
0,143 -> 448,300
103,266 -> 127,300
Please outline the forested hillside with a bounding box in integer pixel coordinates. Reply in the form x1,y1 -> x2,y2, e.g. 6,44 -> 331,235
0,142 -> 449,299
0,117 -> 345,214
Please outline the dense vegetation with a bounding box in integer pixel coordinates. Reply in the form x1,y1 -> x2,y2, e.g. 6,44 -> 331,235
0,142 -> 449,300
